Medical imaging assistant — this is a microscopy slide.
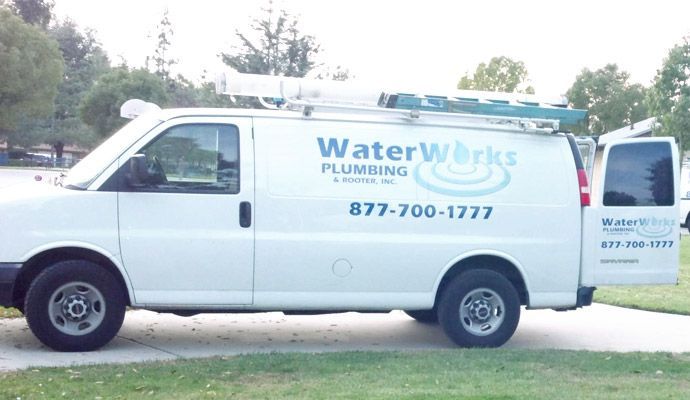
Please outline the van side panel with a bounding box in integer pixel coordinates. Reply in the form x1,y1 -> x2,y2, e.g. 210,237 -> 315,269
252,117 -> 582,310
0,186 -> 120,266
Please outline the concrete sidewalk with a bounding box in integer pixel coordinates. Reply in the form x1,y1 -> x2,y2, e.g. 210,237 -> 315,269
0,304 -> 689,371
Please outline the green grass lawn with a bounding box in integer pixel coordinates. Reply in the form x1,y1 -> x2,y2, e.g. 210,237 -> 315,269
1,350 -> 689,399
0,307 -> 22,318
594,235 -> 690,315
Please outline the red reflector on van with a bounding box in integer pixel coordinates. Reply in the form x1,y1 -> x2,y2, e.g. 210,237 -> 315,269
577,169 -> 590,206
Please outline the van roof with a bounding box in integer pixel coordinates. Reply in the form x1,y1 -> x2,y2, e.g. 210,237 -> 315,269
155,106 -> 561,136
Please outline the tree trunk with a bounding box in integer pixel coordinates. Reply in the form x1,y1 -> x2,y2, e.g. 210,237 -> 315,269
54,141 -> 64,159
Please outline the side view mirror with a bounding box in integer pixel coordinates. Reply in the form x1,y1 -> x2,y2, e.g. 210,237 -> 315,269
126,154 -> 148,188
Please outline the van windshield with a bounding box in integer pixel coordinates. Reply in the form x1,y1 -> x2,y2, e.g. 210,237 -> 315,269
63,115 -> 163,189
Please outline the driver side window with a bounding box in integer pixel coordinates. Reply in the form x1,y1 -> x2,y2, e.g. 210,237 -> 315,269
130,123 -> 240,194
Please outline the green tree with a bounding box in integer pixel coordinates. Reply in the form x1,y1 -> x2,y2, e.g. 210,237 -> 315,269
165,76 -> 198,107
11,19 -> 111,157
4,116 -> 48,149
647,37 -> 690,150
80,68 -> 168,137
160,78 -> 239,108
141,10 -> 229,108
220,2 -> 320,77
458,56 -> 535,94
193,80 -> 236,108
146,9 -> 176,82
0,8 -> 63,146
8,0 -> 53,29
567,64 -> 649,135
47,19 -> 110,157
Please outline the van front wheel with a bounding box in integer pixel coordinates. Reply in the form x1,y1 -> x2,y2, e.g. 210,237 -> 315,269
24,261 -> 126,352
438,269 -> 520,348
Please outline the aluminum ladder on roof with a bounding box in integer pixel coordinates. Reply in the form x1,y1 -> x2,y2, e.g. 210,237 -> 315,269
215,70 -> 587,131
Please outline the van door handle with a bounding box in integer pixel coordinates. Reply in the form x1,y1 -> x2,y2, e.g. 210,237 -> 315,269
239,201 -> 252,228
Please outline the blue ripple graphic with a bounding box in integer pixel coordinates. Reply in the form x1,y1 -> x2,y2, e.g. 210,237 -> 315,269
636,225 -> 673,238
414,162 -> 511,197
448,163 -> 478,174
431,162 -> 493,185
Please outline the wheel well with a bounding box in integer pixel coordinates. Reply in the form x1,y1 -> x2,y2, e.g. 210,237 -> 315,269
13,248 -> 131,308
434,255 -> 528,307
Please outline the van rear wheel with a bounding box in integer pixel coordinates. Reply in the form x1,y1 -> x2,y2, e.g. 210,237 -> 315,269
438,269 -> 520,348
24,260 -> 126,352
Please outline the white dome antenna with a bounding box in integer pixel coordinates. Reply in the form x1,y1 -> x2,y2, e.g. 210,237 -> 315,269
120,99 -> 162,119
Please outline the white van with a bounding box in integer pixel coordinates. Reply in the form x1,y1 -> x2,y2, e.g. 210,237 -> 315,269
0,77 -> 680,351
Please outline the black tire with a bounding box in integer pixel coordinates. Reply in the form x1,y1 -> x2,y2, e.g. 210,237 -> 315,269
438,269 -> 520,348
24,260 -> 126,352
403,309 -> 438,323
686,214 -> 690,234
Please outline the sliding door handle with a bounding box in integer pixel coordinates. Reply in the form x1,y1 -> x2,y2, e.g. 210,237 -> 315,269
239,201 -> 252,228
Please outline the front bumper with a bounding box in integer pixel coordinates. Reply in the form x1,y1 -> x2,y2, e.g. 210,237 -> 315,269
0,263 -> 22,307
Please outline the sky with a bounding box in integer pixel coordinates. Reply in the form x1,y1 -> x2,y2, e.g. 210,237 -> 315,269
52,0 -> 690,98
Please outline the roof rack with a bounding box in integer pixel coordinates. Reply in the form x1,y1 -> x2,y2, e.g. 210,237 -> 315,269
378,93 -> 586,126
215,70 -> 587,132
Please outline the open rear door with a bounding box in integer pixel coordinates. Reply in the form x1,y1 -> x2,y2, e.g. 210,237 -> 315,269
581,137 -> 679,286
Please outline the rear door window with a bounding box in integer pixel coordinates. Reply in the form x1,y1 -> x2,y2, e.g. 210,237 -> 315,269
603,142 -> 674,207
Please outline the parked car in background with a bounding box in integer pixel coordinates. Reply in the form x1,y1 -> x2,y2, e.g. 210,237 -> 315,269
7,151 -> 52,167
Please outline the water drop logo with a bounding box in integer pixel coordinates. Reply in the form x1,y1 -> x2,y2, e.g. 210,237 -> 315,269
414,141 -> 516,197
453,140 -> 471,164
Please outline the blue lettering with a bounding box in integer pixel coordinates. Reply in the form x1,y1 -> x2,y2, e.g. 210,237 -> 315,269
487,146 -> 502,166
372,142 -> 384,160
405,146 -> 417,161
505,151 -> 517,166
419,142 -> 449,162
317,137 -> 349,158
352,144 -> 369,159
473,149 -> 484,163
386,146 -> 403,161
318,138 -> 517,170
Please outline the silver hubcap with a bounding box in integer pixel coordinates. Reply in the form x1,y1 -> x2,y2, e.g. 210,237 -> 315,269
459,288 -> 505,336
48,282 -> 105,336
